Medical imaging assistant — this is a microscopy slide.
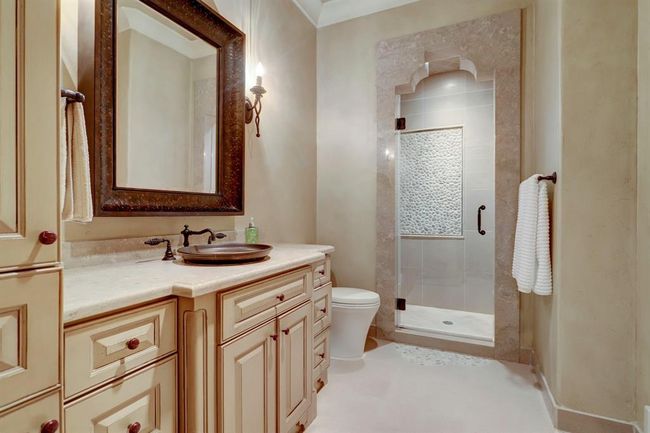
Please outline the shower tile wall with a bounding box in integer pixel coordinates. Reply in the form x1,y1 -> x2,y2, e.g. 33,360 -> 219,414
399,70 -> 495,314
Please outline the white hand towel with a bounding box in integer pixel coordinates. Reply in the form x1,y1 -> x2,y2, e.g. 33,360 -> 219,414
534,182 -> 552,295
512,174 -> 553,295
60,98 -> 73,220
62,100 -> 93,223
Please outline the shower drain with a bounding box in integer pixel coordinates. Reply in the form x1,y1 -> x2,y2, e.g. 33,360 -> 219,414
442,320 -> 454,325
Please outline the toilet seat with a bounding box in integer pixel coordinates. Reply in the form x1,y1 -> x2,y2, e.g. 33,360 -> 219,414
332,287 -> 380,306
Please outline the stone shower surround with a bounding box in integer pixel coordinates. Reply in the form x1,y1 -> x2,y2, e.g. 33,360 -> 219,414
375,10 -> 521,361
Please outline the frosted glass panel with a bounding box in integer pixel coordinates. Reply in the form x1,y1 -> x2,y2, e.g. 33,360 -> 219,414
399,127 -> 463,237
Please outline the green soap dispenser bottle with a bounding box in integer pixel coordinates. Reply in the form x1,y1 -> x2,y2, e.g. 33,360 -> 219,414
245,217 -> 259,244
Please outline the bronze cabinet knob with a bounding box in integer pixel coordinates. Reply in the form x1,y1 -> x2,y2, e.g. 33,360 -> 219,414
320,307 -> 327,314
38,231 -> 57,245
128,422 -> 141,433
296,422 -> 306,433
318,353 -> 325,359
126,338 -> 140,350
270,334 -> 278,341
41,420 -> 59,433
318,269 -> 325,275
276,294 -> 285,302
282,329 -> 290,335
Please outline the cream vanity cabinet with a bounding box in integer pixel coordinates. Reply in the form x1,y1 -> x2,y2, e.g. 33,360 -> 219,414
0,0 -> 63,431
62,300 -> 178,432
310,256 -> 332,396
217,268 -> 314,433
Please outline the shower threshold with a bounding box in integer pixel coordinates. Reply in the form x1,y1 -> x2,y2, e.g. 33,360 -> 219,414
398,305 -> 494,343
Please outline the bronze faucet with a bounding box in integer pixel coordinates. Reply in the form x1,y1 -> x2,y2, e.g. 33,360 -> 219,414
181,225 -> 226,247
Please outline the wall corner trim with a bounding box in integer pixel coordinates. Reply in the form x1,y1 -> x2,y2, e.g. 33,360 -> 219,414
535,365 -> 637,433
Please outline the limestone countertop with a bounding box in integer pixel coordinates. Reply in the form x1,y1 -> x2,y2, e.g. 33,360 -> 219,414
63,244 -> 334,324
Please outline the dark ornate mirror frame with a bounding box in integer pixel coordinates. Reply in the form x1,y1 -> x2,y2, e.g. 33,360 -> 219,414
79,0 -> 245,216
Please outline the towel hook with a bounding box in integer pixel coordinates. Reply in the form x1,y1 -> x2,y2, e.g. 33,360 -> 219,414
537,172 -> 557,184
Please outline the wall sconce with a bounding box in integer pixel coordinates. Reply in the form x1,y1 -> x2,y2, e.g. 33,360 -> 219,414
245,62 -> 267,137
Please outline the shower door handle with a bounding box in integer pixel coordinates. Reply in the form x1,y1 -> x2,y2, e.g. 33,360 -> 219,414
477,205 -> 486,236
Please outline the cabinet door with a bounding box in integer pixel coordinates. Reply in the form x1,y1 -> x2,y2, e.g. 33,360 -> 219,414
219,321 -> 277,433
0,0 -> 59,271
278,303 -> 313,433
0,269 -> 60,409
0,391 -> 61,433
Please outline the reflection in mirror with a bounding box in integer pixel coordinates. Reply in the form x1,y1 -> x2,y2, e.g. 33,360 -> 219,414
115,0 -> 218,193
0,0 -> 18,234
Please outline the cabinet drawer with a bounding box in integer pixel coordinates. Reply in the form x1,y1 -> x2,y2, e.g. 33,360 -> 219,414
313,366 -> 328,394
312,283 -> 332,336
0,270 -> 60,409
312,257 -> 331,288
65,356 -> 177,433
64,299 -> 177,398
219,268 -> 312,343
312,329 -> 330,371
0,390 -> 61,433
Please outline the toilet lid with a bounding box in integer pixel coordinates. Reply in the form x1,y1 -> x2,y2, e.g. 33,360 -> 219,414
332,287 -> 380,305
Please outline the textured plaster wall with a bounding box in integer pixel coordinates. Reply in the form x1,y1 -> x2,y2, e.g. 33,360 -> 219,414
637,0 -> 650,425
533,0 -> 637,422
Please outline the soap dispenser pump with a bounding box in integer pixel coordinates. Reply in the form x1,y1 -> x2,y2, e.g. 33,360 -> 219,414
245,217 -> 259,244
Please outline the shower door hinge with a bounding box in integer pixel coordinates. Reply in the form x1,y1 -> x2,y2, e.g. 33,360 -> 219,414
395,117 -> 406,131
396,298 -> 406,311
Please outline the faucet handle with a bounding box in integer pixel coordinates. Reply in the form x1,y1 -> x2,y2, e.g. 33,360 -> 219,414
145,238 -> 176,261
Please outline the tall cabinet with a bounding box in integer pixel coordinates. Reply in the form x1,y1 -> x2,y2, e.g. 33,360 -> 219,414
0,0 -> 63,432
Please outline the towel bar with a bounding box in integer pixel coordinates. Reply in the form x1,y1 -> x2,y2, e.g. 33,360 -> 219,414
537,172 -> 557,184
61,89 -> 85,103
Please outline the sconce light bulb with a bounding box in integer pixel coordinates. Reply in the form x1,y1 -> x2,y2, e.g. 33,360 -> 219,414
256,62 -> 266,77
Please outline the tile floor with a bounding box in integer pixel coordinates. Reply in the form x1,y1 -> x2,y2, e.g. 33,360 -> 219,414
309,339 -> 559,433
398,305 -> 494,342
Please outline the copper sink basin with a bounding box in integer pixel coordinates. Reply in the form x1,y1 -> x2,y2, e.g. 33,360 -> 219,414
177,243 -> 273,264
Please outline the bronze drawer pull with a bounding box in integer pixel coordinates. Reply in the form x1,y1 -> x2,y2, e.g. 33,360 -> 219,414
126,338 -> 140,350
128,422 -> 141,433
41,420 -> 59,433
38,231 -> 57,245
318,269 -> 325,275
282,329 -> 290,335
319,307 -> 327,314
318,352 -> 326,359
276,294 -> 285,301
270,334 -> 278,341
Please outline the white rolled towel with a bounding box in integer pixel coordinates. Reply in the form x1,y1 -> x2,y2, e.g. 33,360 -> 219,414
512,174 -> 552,295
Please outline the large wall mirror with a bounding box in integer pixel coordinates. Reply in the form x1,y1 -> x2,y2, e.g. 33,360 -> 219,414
0,0 -> 20,233
80,0 -> 245,216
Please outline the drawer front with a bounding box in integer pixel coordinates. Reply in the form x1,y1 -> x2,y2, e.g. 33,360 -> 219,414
0,270 -> 60,409
64,299 -> 177,398
0,391 -> 61,433
312,283 -> 332,336
65,356 -> 177,433
313,366 -> 328,394
312,329 -> 330,371
312,257 -> 331,288
220,268 -> 312,343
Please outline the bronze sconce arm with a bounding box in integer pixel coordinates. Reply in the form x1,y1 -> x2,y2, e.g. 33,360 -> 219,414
245,84 -> 266,137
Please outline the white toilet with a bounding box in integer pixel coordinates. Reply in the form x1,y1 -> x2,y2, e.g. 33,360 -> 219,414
330,287 -> 380,360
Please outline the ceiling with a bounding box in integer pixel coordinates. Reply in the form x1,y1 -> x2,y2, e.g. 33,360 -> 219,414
292,0 -> 422,28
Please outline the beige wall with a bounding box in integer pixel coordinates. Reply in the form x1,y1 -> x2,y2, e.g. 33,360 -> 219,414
62,0 -> 317,244
638,0 -> 650,426
531,0 -> 562,407
532,0 -> 638,422
316,0 -> 531,294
